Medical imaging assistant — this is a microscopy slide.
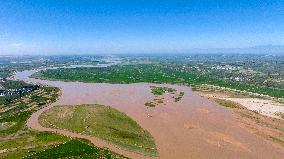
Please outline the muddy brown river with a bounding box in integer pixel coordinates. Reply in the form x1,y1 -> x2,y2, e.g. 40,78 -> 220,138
14,70 -> 284,159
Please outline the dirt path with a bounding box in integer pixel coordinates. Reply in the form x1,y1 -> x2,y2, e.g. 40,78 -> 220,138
16,70 -> 284,159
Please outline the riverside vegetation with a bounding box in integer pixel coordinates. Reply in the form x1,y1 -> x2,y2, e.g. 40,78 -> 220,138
0,83 -> 127,159
33,63 -> 284,98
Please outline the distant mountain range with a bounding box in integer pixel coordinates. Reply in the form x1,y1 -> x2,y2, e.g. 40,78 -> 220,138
188,45 -> 284,54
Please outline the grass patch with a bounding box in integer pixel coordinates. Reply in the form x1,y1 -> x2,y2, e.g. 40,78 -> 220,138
23,139 -> 127,159
39,104 -> 158,157
146,86 -> 183,107
214,98 -> 240,108
33,131 -> 70,143
150,86 -> 176,96
145,101 -> 156,107
0,111 -> 32,136
0,131 -> 70,159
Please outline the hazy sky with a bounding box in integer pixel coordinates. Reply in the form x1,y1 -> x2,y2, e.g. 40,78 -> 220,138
0,0 -> 284,55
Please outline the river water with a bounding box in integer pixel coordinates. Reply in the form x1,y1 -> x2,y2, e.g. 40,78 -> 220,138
13,66 -> 284,159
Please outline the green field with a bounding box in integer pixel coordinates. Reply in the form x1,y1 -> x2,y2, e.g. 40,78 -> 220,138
0,85 -> 67,159
0,131 -> 71,159
0,80 -> 38,105
0,86 -> 60,137
0,86 -> 59,117
32,64 -> 284,98
39,104 -> 158,157
23,139 -> 127,159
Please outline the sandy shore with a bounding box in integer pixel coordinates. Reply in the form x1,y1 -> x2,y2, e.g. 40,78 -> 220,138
198,92 -> 284,119
223,98 -> 284,119
15,70 -> 284,159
